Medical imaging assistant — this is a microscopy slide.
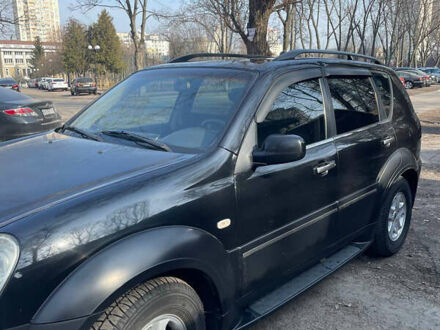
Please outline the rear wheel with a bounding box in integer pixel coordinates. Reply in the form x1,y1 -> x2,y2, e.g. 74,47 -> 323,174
405,81 -> 414,89
91,277 -> 205,330
370,178 -> 412,257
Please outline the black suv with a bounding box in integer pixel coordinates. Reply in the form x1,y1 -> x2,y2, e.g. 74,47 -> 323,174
0,51 -> 421,330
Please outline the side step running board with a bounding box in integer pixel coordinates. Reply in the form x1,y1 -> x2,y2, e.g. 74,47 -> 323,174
237,242 -> 370,329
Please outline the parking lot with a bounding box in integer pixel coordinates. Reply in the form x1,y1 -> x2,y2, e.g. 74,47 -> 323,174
22,86 -> 440,330
22,88 -> 99,121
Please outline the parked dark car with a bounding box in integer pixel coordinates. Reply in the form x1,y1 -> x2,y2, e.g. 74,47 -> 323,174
419,67 -> 440,83
0,77 -> 20,92
395,68 -> 431,86
396,71 -> 424,89
0,51 -> 421,330
0,87 -> 62,141
71,77 -> 97,95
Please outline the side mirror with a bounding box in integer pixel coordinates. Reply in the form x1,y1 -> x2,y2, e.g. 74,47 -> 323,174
253,134 -> 306,166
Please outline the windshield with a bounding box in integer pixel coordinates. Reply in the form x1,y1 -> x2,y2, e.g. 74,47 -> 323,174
70,68 -> 256,153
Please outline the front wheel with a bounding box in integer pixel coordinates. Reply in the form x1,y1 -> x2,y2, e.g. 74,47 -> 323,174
91,277 -> 205,330
405,81 -> 414,89
369,178 -> 413,257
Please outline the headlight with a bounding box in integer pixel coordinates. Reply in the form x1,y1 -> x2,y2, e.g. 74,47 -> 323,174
0,234 -> 19,293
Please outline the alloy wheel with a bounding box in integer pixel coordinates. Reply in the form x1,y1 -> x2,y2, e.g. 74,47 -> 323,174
387,192 -> 407,241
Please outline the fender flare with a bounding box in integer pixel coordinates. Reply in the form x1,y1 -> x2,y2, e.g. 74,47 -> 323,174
377,147 -> 420,199
33,226 -> 236,324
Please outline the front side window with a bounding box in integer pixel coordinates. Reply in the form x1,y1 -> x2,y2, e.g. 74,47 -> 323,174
327,77 -> 379,134
373,72 -> 392,118
70,68 -> 256,153
258,79 -> 326,145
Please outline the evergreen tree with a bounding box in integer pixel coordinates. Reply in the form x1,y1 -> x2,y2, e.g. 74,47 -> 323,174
88,10 -> 125,75
30,37 -> 45,75
62,19 -> 89,76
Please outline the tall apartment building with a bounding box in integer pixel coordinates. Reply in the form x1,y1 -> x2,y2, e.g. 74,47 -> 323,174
12,0 -> 61,42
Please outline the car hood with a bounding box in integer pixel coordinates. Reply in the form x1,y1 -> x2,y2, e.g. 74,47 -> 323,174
0,132 -> 194,225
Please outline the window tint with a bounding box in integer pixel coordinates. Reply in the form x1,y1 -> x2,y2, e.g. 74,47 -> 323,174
327,77 -> 379,134
258,79 -> 326,145
373,72 -> 392,118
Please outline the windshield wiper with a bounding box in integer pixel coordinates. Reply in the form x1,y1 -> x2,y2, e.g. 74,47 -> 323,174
101,130 -> 172,152
61,125 -> 102,141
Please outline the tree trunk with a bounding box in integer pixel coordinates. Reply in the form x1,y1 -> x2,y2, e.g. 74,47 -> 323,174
245,0 -> 276,55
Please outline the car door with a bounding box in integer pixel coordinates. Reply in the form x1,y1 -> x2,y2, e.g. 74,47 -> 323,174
323,67 -> 397,240
234,69 -> 339,292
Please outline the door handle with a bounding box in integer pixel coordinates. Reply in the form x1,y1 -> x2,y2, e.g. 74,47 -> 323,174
382,136 -> 395,147
314,161 -> 336,176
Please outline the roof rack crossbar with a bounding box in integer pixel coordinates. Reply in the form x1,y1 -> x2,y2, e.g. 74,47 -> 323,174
169,53 -> 273,63
274,49 -> 382,65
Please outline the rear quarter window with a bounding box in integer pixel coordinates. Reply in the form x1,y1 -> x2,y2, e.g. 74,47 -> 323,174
372,72 -> 393,118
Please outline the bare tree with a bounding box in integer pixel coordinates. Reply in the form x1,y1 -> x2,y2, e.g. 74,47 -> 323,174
276,0 -> 299,52
0,1 -> 18,37
192,0 -> 280,55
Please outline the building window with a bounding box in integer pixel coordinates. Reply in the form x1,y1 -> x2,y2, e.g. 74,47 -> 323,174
4,58 -> 13,64
4,51 -> 12,56
15,59 -> 24,64
15,51 -> 23,56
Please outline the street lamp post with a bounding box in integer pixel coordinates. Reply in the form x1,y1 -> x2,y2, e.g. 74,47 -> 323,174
87,44 -> 100,86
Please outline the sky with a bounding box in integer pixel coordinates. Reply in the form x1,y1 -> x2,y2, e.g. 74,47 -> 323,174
58,0 -> 182,33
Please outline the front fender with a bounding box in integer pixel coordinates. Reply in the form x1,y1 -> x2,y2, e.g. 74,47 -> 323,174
33,226 -> 235,324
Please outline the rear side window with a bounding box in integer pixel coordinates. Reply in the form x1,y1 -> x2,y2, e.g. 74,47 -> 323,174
327,77 -> 379,134
372,72 -> 392,118
258,79 -> 326,145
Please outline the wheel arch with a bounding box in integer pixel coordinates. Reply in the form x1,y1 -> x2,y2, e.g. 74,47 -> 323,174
377,147 -> 421,203
32,226 -> 236,327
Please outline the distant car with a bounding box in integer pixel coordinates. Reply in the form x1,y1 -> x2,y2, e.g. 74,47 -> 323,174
42,78 -> 54,90
419,67 -> 440,83
48,78 -> 68,91
396,71 -> 424,89
38,77 -> 51,90
70,77 -> 97,95
27,78 -> 36,88
395,68 -> 431,87
0,78 -> 20,92
0,87 -> 62,141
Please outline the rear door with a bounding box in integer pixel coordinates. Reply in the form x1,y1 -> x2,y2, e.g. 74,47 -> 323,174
323,67 -> 396,239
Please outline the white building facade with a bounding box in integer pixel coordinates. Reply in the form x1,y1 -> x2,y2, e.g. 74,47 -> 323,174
0,40 -> 57,78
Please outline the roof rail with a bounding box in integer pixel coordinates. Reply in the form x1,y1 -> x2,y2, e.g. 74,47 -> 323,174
169,53 -> 273,63
275,49 -> 382,65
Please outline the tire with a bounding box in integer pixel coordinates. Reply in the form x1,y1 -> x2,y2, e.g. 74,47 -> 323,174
405,81 -> 414,89
91,277 -> 205,330
369,178 -> 413,257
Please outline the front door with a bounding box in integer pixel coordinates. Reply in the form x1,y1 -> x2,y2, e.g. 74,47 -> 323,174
235,72 -> 339,293
324,69 -> 397,240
